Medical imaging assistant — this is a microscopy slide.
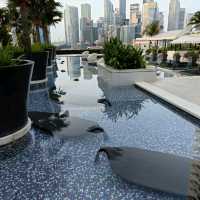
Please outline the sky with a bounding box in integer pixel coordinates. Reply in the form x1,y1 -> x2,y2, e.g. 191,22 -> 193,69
1,0 -> 200,42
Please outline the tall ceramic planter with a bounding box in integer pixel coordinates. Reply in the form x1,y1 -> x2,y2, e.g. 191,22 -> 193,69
0,60 -> 33,146
23,51 -> 57,113
23,51 -> 49,82
45,48 -> 56,89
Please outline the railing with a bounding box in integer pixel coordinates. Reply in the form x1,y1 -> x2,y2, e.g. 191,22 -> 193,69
56,48 -> 103,55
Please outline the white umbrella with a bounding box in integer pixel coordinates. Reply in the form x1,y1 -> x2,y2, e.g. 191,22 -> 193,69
171,34 -> 200,44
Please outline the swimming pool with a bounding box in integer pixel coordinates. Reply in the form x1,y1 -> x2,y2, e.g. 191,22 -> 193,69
0,56 -> 199,200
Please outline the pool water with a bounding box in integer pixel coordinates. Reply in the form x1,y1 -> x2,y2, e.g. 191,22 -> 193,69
0,56 -> 200,200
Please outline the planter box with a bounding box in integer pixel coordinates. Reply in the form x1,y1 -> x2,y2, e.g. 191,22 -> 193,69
0,60 -> 33,145
98,63 -> 157,86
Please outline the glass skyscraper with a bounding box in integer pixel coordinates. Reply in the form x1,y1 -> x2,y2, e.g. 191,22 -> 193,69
168,0 -> 180,31
64,5 -> 79,48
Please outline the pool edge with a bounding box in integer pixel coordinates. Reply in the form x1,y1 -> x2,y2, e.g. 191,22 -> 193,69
135,82 -> 200,120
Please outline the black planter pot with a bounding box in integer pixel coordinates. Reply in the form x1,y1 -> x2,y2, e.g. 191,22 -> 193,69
23,51 -> 49,81
45,48 -> 54,66
0,60 -> 33,138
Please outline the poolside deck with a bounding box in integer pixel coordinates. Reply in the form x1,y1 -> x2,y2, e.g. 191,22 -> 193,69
153,76 -> 200,106
136,76 -> 200,119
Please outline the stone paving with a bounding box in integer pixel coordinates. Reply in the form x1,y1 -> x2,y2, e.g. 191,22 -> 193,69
152,76 -> 200,107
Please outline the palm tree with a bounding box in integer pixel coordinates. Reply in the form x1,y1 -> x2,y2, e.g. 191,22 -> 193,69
0,8 -> 11,46
143,21 -> 160,37
8,0 -> 32,52
29,0 -> 62,44
41,0 -> 62,44
188,11 -> 200,30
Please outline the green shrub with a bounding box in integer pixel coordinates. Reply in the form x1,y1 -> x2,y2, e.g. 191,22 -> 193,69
184,51 -> 199,66
41,43 -> 55,49
0,47 -> 15,66
6,45 -> 24,58
31,43 -> 44,52
158,47 -> 167,54
184,51 -> 199,59
145,49 -> 152,55
173,53 -> 181,63
104,38 -> 146,70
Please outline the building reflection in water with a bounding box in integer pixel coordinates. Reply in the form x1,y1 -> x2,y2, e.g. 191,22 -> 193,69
97,77 -> 148,122
66,56 -> 98,81
66,56 -> 81,80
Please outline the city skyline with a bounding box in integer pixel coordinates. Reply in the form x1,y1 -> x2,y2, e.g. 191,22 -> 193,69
50,0 -> 200,43
1,0 -> 199,43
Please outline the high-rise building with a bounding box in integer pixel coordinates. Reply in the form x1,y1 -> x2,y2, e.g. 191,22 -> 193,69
96,17 -> 105,45
81,3 -> 91,19
115,0 -> 126,21
80,3 -> 93,46
64,5 -> 79,48
104,0 -> 114,36
142,1 -> 159,32
80,18 -> 93,46
130,3 -> 141,25
178,8 -> 186,29
120,25 -> 135,44
168,0 -> 180,31
159,12 -> 164,32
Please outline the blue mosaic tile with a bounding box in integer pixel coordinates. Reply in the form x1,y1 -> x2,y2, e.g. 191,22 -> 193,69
1,56 -> 199,200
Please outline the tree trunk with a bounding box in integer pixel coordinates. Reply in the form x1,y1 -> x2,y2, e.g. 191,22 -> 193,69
32,26 -> 37,43
19,2 -> 31,52
35,25 -> 41,44
43,25 -> 50,44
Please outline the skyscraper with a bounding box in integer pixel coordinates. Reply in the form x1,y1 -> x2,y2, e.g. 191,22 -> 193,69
168,0 -> 180,31
80,3 -> 93,46
130,4 -> 141,25
115,0 -> 126,21
178,8 -> 186,29
159,12 -> 164,32
120,25 -> 135,44
142,1 -> 159,32
81,3 -> 91,19
104,0 -> 114,35
64,5 -> 79,48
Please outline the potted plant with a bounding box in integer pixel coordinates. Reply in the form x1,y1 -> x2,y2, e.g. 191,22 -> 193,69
42,44 -> 57,89
173,52 -> 181,64
145,49 -> 151,61
98,38 -> 156,86
184,51 -> 199,67
22,43 -> 49,83
158,48 -> 168,64
0,47 -> 33,146
150,48 -> 158,63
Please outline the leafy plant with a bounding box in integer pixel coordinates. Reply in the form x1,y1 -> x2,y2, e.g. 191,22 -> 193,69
173,53 -> 181,64
188,11 -> 200,30
184,51 -> 199,66
6,45 -> 24,58
145,49 -> 152,55
31,43 -> 43,52
29,0 -> 62,43
104,38 -> 146,70
0,47 -> 15,66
